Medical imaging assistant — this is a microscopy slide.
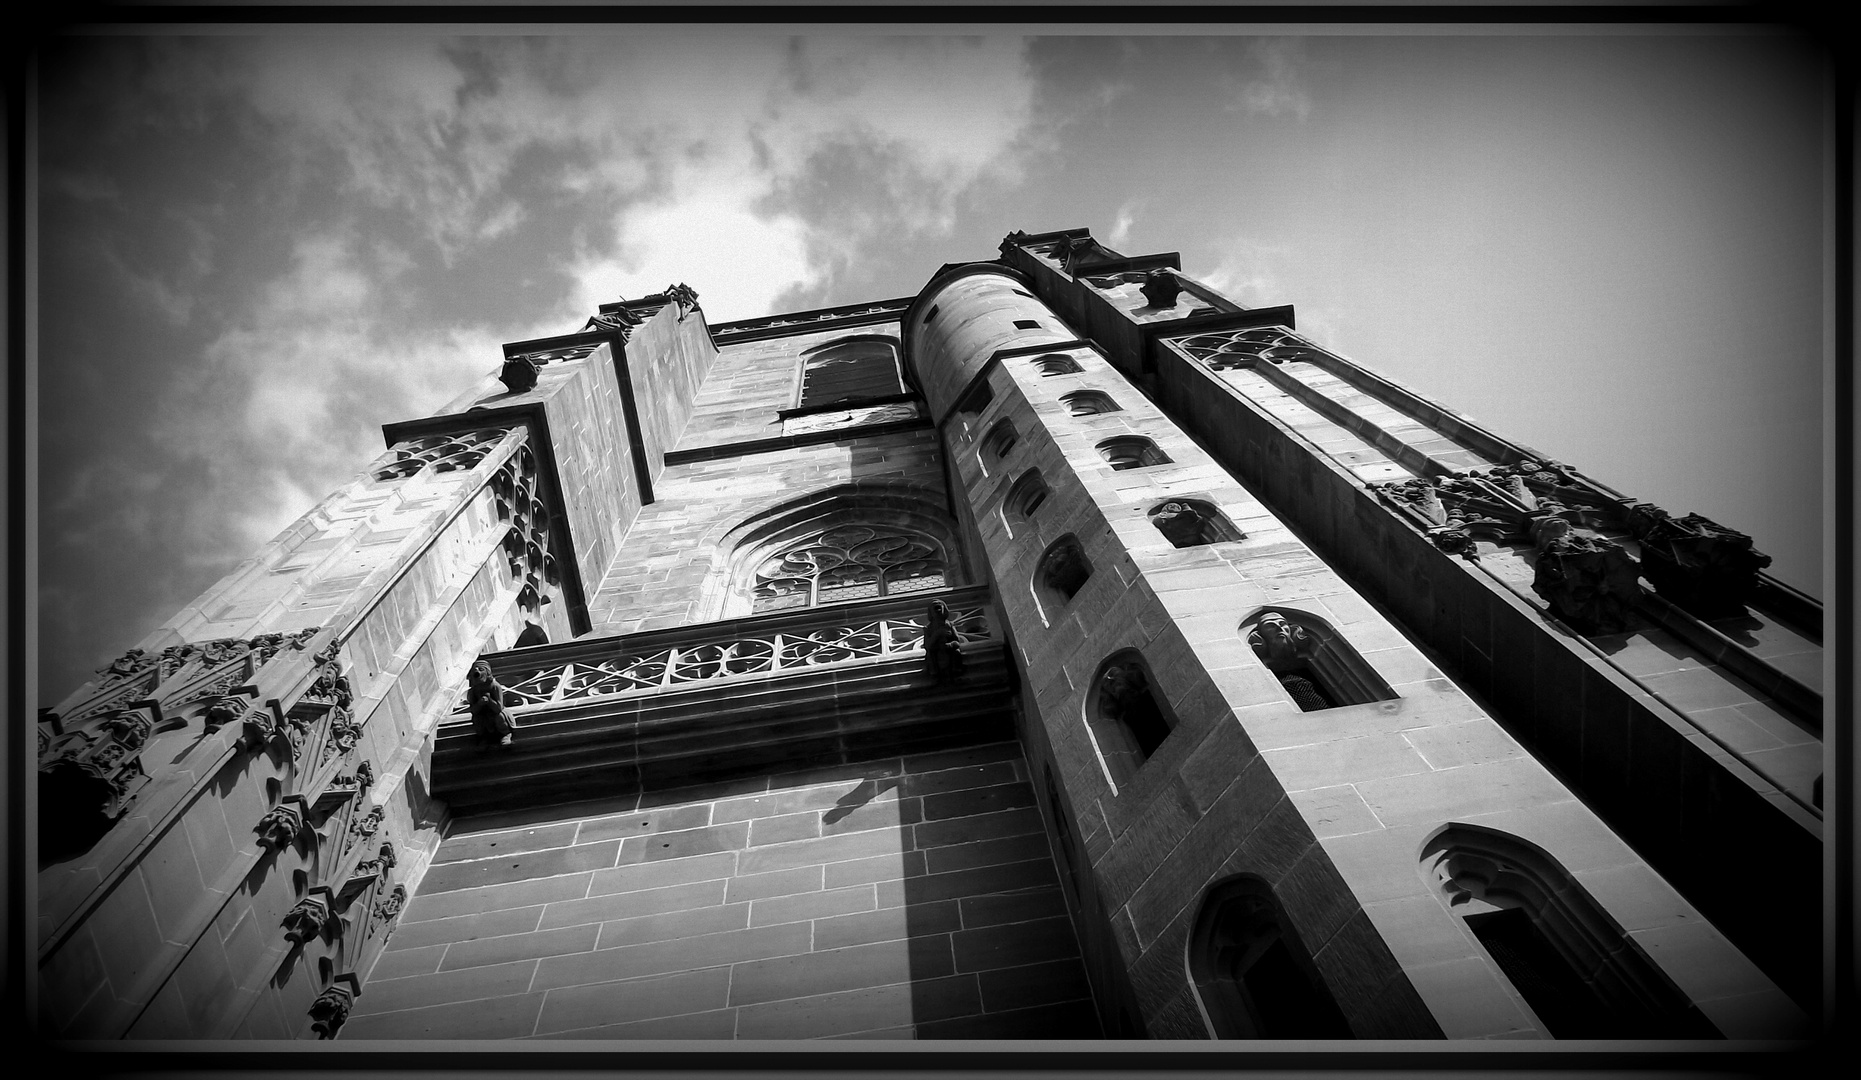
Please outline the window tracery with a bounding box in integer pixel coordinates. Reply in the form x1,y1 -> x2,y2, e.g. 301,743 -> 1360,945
797,339 -> 905,409
751,524 -> 948,613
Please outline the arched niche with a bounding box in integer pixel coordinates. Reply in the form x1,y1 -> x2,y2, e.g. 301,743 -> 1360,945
718,486 -> 963,619
1422,824 -> 1719,1039
1240,608 -> 1397,711
1098,436 -> 1171,470
1004,469 -> 1051,528
980,418 -> 1020,470
1149,499 -> 1244,548
1033,353 -> 1084,377
796,336 -> 906,409
1032,534 -> 1091,625
1061,389 -> 1121,417
1186,874 -> 1354,1039
1084,649 -> 1176,790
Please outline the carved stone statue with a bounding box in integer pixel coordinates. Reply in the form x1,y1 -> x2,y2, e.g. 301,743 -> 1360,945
1529,516 -> 1641,634
467,660 -> 517,749
1246,613 -> 1315,671
1140,268 -> 1183,308
499,354 -> 542,393
1625,503 -> 1772,618
923,600 -> 966,685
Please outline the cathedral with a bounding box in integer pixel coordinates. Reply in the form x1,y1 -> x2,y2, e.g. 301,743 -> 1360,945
36,228 -> 1822,1041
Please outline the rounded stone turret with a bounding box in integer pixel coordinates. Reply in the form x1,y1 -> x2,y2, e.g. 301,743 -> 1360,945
903,264 -> 1080,419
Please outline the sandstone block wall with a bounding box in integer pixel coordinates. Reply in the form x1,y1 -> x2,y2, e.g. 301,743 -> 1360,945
344,741 -> 1098,1039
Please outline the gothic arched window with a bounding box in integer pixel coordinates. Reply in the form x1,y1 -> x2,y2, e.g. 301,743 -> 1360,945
797,338 -> 906,410
751,524 -> 948,613
1241,608 -> 1396,711
1188,875 -> 1354,1039
1423,825 -> 1718,1039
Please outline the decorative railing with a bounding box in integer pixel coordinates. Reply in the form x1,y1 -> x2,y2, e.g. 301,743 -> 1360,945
453,586 -> 996,715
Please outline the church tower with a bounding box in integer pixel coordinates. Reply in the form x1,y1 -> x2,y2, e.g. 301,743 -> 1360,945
37,229 -> 1818,1041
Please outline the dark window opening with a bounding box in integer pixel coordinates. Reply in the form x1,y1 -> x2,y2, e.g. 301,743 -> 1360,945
1037,536 -> 1091,601
1426,826 -> 1721,1040
1086,650 -> 1179,790
1006,470 -> 1050,524
1466,909 -> 1624,1038
1098,436 -> 1170,470
1189,877 -> 1354,1039
955,379 -> 994,417
1014,318 -> 1041,330
982,419 -> 1019,464
1243,609 -> 1397,711
1034,354 -> 1084,377
1062,390 -> 1121,417
797,340 -> 905,409
1150,500 -> 1244,547
924,305 -> 940,324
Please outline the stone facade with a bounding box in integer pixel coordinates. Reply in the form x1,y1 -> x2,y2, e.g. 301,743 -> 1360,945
38,237 -> 1818,1042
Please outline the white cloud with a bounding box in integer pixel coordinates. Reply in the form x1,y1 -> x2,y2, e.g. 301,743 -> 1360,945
1108,200 -> 1145,250
1227,37 -> 1312,120
1199,236 -> 1295,308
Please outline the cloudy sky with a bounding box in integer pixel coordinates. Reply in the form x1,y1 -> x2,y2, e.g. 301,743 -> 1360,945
36,27 -> 1828,700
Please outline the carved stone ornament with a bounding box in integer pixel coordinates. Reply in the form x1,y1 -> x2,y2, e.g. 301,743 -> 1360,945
284,716 -> 313,761
1528,516 -> 1642,635
281,893 -> 334,944
1246,613 -> 1318,672
1625,503 -> 1773,618
374,883 -> 408,923
499,355 -> 542,394
333,760 -> 374,795
1140,268 -> 1183,308
351,841 -> 397,886
240,708 -> 281,751
255,803 -> 307,851
321,707 -> 363,763
347,805 -> 384,852
664,282 -> 699,312
304,650 -> 353,710
202,695 -> 250,732
308,978 -> 358,1040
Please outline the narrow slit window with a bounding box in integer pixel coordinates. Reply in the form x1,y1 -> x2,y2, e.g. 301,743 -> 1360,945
1014,319 -> 1041,330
